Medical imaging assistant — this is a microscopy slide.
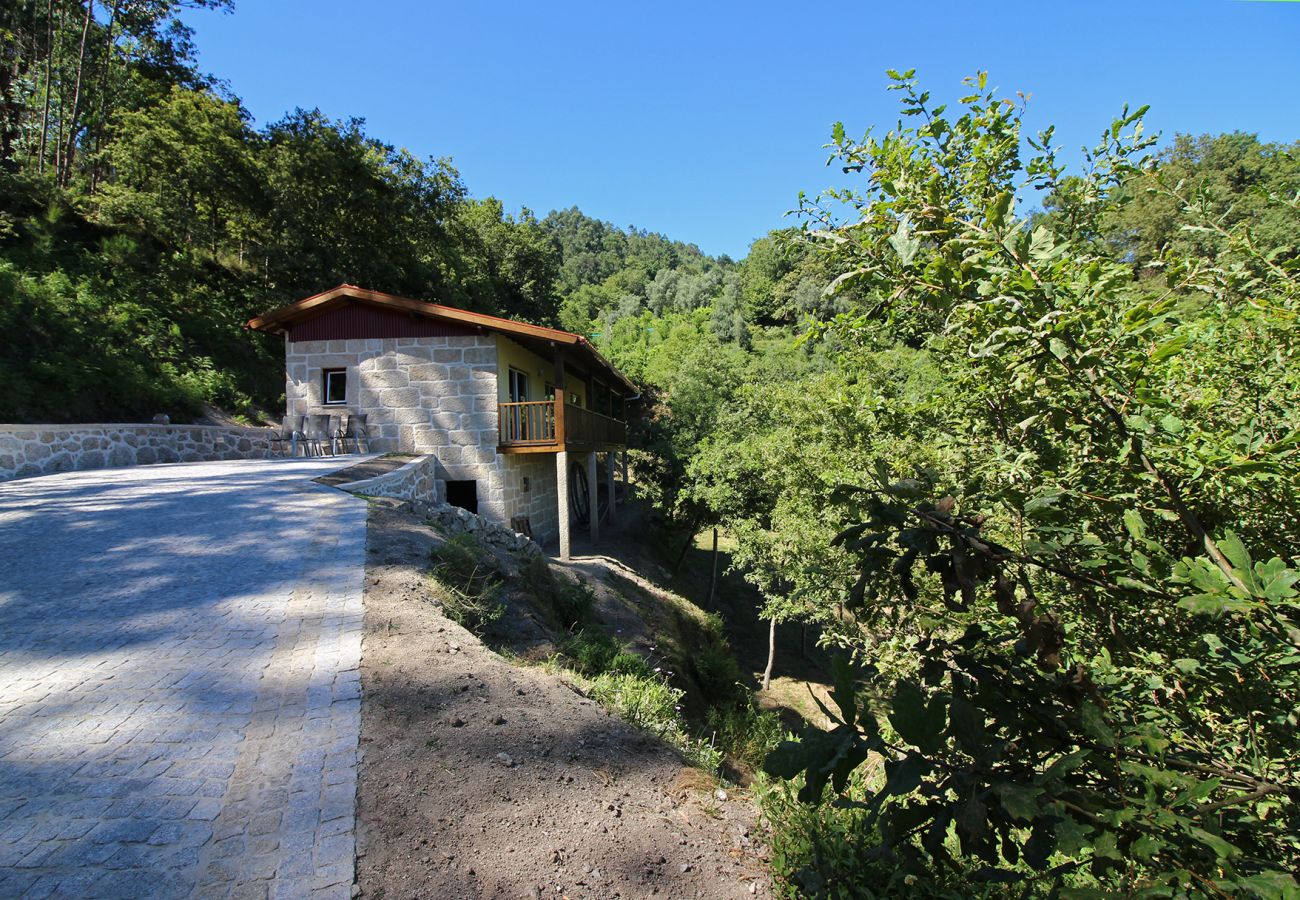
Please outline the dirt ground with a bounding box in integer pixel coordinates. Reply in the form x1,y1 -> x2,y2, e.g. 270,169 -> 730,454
355,500 -> 771,899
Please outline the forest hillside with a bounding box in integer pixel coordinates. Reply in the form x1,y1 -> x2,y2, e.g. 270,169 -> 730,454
0,0 -> 751,423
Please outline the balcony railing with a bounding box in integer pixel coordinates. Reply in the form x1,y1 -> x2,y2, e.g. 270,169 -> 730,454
499,399 -> 558,446
498,388 -> 626,451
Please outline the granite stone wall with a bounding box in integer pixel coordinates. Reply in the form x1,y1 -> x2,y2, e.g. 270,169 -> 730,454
0,424 -> 273,482
335,454 -> 437,503
286,334 -> 508,523
500,453 -> 560,546
337,455 -> 540,555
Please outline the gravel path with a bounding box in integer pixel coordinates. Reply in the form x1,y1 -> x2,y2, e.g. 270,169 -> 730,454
0,458 -> 371,899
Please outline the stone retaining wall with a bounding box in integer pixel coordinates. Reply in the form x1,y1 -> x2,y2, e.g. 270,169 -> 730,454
336,454 -> 540,555
0,424 -> 274,482
335,454 -> 437,503
414,499 -> 542,557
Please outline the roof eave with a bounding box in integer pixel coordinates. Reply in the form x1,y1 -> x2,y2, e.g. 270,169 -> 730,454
247,284 -> 636,391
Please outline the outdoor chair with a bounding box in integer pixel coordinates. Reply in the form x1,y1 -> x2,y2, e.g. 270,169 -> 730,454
297,415 -> 313,456
337,414 -> 370,454
267,416 -> 296,457
305,414 -> 335,456
327,414 -> 342,454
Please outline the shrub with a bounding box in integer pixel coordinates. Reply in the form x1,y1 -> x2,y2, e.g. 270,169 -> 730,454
552,576 -> 596,628
429,533 -> 504,635
692,641 -> 747,708
436,582 -> 504,636
589,670 -> 722,772
706,702 -> 784,771
759,783 -> 979,900
560,628 -> 648,677
431,532 -> 499,591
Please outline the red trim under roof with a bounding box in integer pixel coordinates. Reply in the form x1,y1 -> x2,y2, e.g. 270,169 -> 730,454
248,284 -> 637,392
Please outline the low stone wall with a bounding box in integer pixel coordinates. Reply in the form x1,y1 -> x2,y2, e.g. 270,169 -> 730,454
0,423 -> 274,482
335,454 -> 437,503
335,454 -> 539,555
337,454 -> 542,555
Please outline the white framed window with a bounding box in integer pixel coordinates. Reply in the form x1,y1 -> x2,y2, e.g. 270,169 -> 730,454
323,369 -> 347,405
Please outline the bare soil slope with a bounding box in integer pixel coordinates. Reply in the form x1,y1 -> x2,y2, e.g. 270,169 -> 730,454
355,500 -> 770,899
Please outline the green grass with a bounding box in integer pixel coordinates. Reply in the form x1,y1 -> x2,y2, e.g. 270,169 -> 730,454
705,702 -> 785,771
558,628 -> 648,677
429,533 -> 505,635
520,553 -> 597,628
585,669 -> 723,773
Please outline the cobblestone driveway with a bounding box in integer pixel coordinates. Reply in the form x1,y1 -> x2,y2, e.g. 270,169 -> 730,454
0,458 -> 370,899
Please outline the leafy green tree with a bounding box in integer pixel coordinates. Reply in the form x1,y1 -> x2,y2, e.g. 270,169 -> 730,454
709,275 -> 751,347
751,72 -> 1300,897
95,86 -> 262,254
261,108 -> 464,298
600,311 -> 749,545
451,198 -> 561,323
1096,132 -> 1299,271
0,0 -> 232,182
557,281 -> 620,334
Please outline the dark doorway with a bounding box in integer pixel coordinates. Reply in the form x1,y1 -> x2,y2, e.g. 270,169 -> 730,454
445,480 -> 478,514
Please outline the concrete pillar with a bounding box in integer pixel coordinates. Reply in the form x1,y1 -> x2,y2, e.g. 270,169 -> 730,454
557,451 -> 570,561
605,452 -> 617,524
587,450 -> 599,545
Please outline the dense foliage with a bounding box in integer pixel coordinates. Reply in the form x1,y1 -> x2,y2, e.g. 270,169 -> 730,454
0,0 -> 751,423
655,73 -> 1299,897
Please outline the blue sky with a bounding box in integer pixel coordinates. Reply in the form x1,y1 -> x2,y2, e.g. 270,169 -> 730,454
184,1 -> 1300,260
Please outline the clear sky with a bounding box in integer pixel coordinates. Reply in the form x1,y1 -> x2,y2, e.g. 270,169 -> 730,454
182,0 -> 1300,260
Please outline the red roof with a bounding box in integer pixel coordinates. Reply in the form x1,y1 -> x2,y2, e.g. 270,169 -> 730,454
248,284 -> 636,392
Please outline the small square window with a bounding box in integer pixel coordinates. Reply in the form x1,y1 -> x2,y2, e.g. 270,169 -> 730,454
323,369 -> 347,405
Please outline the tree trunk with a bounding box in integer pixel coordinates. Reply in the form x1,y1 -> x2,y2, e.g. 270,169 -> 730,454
51,0 -> 65,179
59,0 -> 91,186
762,618 -> 776,691
706,527 -> 719,608
88,0 -> 118,193
0,3 -> 23,166
37,0 -> 53,172
672,517 -> 700,573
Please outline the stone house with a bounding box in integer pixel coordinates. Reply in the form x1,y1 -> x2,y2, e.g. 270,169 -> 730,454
248,284 -> 635,558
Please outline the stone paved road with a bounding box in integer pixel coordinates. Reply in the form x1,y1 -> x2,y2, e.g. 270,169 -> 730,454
0,458 -> 371,899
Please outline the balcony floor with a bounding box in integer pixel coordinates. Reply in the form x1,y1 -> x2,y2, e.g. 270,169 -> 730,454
496,439 -> 625,454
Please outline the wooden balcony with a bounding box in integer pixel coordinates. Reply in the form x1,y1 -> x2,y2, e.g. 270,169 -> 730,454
498,388 -> 627,453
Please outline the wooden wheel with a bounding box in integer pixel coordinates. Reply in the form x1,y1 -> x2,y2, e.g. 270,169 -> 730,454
569,460 -> 590,526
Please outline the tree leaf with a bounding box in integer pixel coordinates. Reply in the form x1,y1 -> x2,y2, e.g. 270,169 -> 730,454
890,682 -> 948,754
1190,827 -> 1239,860
1080,701 -> 1117,747
1149,333 -> 1189,364
994,782 -> 1041,823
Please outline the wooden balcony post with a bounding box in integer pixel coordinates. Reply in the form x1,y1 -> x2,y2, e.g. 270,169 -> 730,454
554,387 -> 566,446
